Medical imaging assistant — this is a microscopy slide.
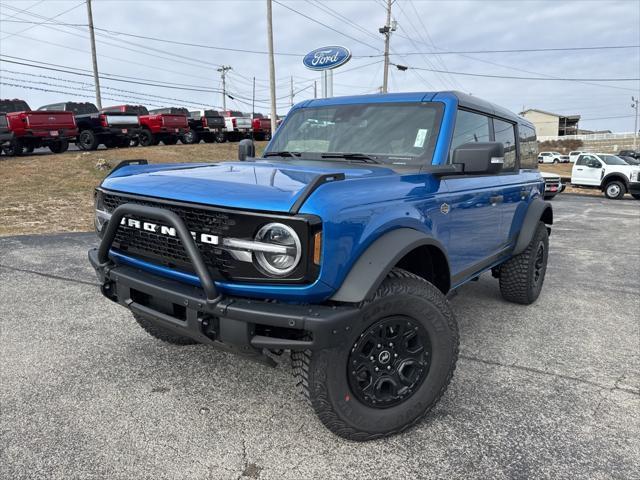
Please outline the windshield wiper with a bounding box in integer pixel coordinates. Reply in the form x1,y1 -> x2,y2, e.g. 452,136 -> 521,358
263,151 -> 301,158
321,153 -> 381,164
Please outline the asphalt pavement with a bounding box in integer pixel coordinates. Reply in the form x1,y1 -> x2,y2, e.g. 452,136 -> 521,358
1,194 -> 639,480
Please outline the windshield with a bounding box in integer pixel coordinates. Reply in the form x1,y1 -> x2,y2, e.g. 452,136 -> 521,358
266,102 -> 443,167
600,155 -> 629,165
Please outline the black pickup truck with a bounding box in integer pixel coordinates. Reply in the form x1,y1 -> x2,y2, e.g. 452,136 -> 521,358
38,102 -> 139,150
182,109 -> 226,144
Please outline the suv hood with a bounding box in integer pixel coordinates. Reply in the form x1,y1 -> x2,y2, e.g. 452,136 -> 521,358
101,161 -> 398,213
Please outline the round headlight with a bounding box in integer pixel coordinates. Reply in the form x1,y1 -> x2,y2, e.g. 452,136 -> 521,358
254,223 -> 301,277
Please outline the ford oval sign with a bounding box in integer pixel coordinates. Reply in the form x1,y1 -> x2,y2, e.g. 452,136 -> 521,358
303,46 -> 352,71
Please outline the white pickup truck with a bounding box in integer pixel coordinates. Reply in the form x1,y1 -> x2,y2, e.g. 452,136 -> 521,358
538,151 -> 564,164
221,110 -> 252,142
571,153 -> 640,199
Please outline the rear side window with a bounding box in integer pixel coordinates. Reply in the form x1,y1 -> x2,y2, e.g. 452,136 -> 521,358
493,119 -> 517,170
449,110 -> 490,161
518,125 -> 538,169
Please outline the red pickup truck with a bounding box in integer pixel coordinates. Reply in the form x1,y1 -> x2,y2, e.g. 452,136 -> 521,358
0,99 -> 77,155
102,105 -> 189,147
251,113 -> 272,141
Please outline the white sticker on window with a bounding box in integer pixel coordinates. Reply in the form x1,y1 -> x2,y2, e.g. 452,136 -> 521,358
414,128 -> 428,148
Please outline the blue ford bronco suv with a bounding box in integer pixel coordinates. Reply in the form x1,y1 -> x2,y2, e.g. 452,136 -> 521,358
89,91 -> 552,441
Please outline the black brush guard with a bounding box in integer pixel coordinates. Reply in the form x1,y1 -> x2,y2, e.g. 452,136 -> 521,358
89,204 -> 359,353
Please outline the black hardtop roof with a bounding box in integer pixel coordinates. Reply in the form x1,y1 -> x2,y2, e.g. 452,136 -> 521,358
447,91 -> 534,129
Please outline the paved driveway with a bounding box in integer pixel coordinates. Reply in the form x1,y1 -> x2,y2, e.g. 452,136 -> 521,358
1,194 -> 638,479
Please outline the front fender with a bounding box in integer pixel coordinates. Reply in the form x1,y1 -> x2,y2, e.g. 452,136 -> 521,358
330,228 -> 449,303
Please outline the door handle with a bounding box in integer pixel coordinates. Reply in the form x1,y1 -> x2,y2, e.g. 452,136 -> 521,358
490,195 -> 504,205
576,168 -> 583,171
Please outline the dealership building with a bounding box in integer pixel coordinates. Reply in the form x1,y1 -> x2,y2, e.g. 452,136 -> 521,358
520,109 -> 580,137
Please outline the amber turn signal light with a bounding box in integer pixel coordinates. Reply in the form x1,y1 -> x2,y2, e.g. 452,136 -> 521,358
313,231 -> 322,265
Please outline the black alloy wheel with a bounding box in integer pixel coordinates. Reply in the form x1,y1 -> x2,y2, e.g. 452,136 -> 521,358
532,243 -> 545,288
348,316 -> 431,408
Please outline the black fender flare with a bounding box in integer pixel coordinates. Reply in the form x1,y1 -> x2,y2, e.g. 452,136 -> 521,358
513,198 -> 553,256
601,173 -> 629,191
330,228 -> 450,303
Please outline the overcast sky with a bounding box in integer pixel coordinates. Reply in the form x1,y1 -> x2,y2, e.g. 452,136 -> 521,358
1,0 -> 639,132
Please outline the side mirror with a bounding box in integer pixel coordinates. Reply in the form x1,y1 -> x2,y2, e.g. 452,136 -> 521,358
452,142 -> 505,174
238,139 -> 255,161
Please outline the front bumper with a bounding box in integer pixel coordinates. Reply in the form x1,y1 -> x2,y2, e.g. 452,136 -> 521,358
89,203 -> 359,352
89,249 -> 359,351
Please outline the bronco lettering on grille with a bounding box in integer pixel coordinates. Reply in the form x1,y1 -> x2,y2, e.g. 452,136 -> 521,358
120,217 -> 219,245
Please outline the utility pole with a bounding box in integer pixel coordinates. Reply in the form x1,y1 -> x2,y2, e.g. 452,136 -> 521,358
217,66 -> 232,111
379,0 -> 396,94
86,0 -> 101,109
266,0 -> 278,133
252,77 -> 255,119
632,96 -> 639,150
290,76 -> 294,107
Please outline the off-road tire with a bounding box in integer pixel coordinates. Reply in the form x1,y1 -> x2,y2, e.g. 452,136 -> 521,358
604,180 -> 625,200
49,139 -> 69,154
3,140 -> 23,156
77,130 -> 99,150
291,268 -> 459,441
182,130 -> 198,144
138,129 -> 157,147
499,221 -> 549,305
133,313 -> 199,345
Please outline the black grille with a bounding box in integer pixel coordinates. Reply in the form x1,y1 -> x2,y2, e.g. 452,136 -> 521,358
101,191 -> 315,283
104,193 -> 238,278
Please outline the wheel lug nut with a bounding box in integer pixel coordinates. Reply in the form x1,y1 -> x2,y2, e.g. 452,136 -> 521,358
394,353 -> 398,358
389,342 -> 394,347
387,366 -> 391,370
377,344 -> 381,348
375,367 -> 379,371
370,356 -> 374,361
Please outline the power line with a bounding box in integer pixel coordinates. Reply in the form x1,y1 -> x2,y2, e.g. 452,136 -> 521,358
0,70 -> 221,108
0,80 -> 168,108
3,19 -> 638,56
0,1 -> 83,40
0,3 -> 224,71
271,0 -> 381,52
392,63 -> 640,82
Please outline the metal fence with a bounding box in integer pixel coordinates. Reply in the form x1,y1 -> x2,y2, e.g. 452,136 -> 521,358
537,132 -> 639,142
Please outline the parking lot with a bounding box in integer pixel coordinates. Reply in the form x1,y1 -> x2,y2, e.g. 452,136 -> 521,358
0,194 -> 638,480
